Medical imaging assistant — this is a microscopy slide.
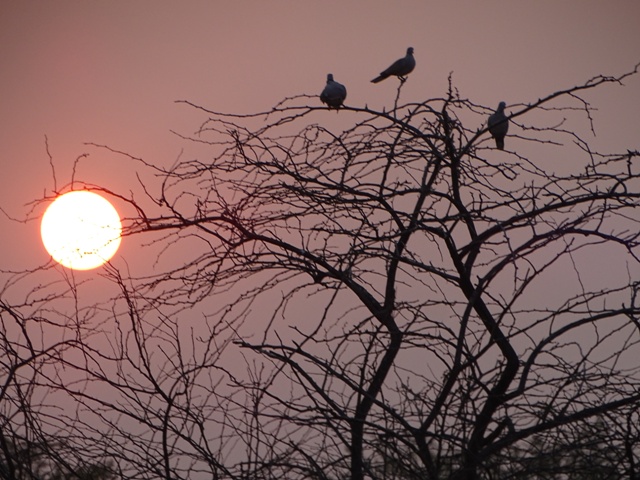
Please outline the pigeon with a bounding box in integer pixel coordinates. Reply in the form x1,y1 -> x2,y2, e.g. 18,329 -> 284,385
320,74 -> 347,109
371,47 -> 415,83
488,101 -> 509,150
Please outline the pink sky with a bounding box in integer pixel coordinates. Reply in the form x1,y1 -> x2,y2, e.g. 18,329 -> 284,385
0,5 -> 639,476
0,1 -> 638,274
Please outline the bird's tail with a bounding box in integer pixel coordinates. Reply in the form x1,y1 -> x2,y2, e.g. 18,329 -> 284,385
371,75 -> 386,83
495,138 -> 505,150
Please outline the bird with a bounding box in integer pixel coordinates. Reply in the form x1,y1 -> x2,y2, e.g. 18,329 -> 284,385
488,101 -> 509,150
371,47 -> 415,83
320,74 -> 347,109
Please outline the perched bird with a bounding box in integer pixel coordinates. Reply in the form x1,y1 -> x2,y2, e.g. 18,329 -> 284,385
371,47 -> 415,83
488,101 -> 509,150
320,74 -> 347,109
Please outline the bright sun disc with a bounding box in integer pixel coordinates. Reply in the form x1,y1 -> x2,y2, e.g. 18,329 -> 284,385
41,191 -> 122,270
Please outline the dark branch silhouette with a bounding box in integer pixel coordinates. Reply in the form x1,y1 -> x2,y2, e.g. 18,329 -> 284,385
2,63 -> 639,480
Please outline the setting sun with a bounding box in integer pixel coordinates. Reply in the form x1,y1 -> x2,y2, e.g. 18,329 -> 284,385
41,191 -> 122,270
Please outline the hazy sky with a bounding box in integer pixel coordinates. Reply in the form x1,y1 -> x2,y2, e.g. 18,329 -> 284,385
1,1 -> 639,274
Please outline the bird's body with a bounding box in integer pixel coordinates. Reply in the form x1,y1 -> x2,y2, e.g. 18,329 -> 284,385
488,102 -> 509,150
320,74 -> 347,109
371,47 -> 415,83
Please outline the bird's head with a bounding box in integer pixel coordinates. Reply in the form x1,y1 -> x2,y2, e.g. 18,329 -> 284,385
498,101 -> 506,110
407,47 -> 414,55
327,73 -> 334,82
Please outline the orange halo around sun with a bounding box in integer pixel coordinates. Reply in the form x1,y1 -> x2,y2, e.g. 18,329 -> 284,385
41,191 -> 122,270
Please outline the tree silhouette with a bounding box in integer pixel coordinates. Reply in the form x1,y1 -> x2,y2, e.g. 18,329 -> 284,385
2,64 -> 640,479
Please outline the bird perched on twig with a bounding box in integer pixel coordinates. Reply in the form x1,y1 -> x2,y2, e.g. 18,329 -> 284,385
488,101 -> 509,150
371,47 -> 415,83
320,74 -> 347,109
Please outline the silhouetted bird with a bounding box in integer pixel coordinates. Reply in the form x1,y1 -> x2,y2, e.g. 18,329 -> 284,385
371,47 -> 415,83
320,74 -> 347,109
488,101 -> 509,150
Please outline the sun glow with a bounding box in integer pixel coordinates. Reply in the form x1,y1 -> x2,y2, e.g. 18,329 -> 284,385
41,191 -> 122,270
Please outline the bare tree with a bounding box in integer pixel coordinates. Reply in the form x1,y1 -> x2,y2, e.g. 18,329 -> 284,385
2,65 -> 640,479
0,275 -> 119,479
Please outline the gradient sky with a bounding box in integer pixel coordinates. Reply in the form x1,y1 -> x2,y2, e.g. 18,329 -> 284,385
0,1 -> 639,276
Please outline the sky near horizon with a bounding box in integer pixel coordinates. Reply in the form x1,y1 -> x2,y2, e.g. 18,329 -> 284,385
0,1 -> 639,275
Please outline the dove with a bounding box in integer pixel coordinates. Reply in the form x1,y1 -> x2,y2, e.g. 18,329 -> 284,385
371,47 -> 415,83
320,74 -> 347,109
488,101 -> 509,150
